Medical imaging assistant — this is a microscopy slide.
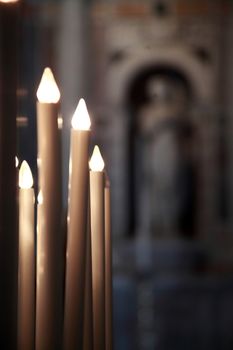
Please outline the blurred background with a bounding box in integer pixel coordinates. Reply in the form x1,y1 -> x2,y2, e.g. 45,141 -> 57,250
17,0 -> 233,349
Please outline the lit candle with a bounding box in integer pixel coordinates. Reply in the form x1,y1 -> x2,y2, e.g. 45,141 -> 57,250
18,161 -> 35,350
83,196 -> 93,350
89,145 -> 105,350
104,177 -> 113,350
63,98 -> 91,350
36,67 -> 63,350
36,190 -> 48,350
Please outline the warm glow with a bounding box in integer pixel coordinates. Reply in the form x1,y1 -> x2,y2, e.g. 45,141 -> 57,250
37,190 -> 43,205
89,145 -> 105,172
58,116 -> 63,129
71,98 -> 91,130
36,67 -> 60,103
15,156 -> 19,168
0,0 -> 19,2
19,161 -> 33,189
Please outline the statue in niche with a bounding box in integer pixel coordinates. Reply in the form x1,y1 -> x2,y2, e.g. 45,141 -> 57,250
135,74 -> 197,238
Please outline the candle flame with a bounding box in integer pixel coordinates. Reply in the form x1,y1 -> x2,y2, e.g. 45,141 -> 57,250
36,67 -> 60,103
89,145 -> 105,172
19,161 -> 33,189
15,156 -> 19,168
58,116 -> 63,129
37,190 -> 43,205
71,98 -> 91,130
0,0 -> 19,2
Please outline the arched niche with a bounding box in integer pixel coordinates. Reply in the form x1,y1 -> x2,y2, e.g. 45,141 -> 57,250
106,47 -> 217,239
107,46 -> 216,109
126,65 -> 199,238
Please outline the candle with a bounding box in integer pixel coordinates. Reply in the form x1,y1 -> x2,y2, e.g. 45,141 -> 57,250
36,190 -> 47,350
63,98 -> 91,350
36,189 -> 45,321
0,1 -> 19,348
104,177 -> 113,350
18,161 -> 35,350
83,195 -> 93,350
36,67 -> 63,350
89,145 -> 105,350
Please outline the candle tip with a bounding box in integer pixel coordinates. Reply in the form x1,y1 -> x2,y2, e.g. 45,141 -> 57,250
89,145 -> 105,172
19,161 -> 33,189
71,98 -> 91,130
36,67 -> 60,103
15,156 -> 19,168
37,190 -> 43,204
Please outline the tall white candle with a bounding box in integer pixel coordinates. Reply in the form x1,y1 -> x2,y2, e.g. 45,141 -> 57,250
83,195 -> 93,350
36,67 -> 63,350
104,178 -> 113,350
36,189 -> 48,350
63,98 -> 91,350
18,161 -> 35,350
89,146 -> 105,350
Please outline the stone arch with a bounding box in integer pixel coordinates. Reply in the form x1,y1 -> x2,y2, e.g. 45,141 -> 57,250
107,46 -> 215,110
123,61 -> 200,237
107,46 -> 215,238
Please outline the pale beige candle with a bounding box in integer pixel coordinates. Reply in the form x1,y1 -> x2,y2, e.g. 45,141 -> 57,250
18,161 -> 35,350
36,67 -> 63,350
104,178 -> 113,350
89,146 -> 105,350
36,190 -> 45,305
35,190 -> 47,350
63,98 -> 91,350
83,194 -> 93,350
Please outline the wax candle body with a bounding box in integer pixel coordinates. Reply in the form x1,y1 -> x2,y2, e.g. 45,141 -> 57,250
18,188 -> 35,350
90,170 -> 105,350
83,198 -> 93,350
36,196 -> 52,350
63,129 -> 90,350
105,184 -> 113,350
36,102 -> 63,350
